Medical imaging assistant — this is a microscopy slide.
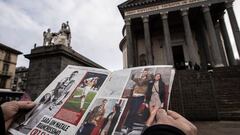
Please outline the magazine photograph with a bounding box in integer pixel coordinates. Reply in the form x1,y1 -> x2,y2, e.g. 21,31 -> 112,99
9,66 -> 110,135
98,70 -> 131,98
54,72 -> 108,125
115,66 -> 175,135
76,98 -> 127,135
9,65 -> 175,135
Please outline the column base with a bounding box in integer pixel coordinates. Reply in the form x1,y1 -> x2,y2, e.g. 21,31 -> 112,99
214,64 -> 224,67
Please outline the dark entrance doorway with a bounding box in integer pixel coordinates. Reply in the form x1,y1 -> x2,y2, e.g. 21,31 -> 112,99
0,78 -> 7,88
172,45 -> 185,70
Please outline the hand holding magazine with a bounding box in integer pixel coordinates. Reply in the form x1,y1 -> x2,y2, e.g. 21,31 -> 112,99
9,65 -> 175,135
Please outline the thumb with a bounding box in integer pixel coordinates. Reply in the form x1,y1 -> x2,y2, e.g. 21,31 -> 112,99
156,109 -> 167,119
5,119 -> 14,131
156,109 -> 173,124
17,101 -> 36,109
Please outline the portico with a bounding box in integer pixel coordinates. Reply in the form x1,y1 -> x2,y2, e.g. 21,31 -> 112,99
119,0 -> 240,69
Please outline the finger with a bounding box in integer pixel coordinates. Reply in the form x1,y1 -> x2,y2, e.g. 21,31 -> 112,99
153,106 -> 158,112
157,109 -> 168,116
149,107 -> 158,118
167,110 -> 190,124
5,119 -> 14,130
156,109 -> 170,123
167,110 -> 184,119
145,113 -> 156,126
17,101 -> 36,109
168,110 -> 197,134
149,106 -> 153,112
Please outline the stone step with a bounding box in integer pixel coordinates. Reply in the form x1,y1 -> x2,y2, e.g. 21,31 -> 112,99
219,111 -> 240,120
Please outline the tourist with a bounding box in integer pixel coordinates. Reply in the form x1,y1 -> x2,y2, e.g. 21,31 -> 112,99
194,63 -> 200,71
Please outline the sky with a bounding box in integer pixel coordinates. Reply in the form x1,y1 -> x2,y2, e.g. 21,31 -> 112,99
0,0 -> 239,71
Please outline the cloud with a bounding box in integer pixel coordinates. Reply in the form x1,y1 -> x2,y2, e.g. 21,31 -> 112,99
0,0 -> 126,71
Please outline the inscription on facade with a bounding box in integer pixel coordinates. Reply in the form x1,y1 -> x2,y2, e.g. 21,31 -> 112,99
125,0 -> 206,16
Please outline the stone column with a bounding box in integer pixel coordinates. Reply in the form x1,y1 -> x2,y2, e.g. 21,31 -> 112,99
125,18 -> 134,68
202,5 -> 223,67
219,16 -> 237,65
226,1 -> 240,56
142,16 -> 153,65
181,9 -> 196,63
215,22 -> 228,66
161,13 -> 174,65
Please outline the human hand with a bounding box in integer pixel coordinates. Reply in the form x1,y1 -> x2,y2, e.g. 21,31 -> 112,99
155,109 -> 197,135
1,101 -> 35,130
144,103 -> 149,108
145,106 -> 158,126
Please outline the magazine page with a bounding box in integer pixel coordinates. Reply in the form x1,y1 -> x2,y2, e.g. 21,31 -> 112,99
75,65 -> 175,135
9,65 -> 110,135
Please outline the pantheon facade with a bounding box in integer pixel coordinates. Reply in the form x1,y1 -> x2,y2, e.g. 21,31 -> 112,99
118,0 -> 240,69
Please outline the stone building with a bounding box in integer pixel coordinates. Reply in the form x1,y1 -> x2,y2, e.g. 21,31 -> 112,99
25,23 -> 105,99
118,1 -> 240,134
0,43 -> 22,89
118,0 -> 240,69
25,45 -> 105,99
12,67 -> 28,91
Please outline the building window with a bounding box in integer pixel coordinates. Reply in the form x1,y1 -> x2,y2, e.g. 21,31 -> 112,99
2,63 -> 9,74
5,52 -> 11,61
0,78 -> 7,88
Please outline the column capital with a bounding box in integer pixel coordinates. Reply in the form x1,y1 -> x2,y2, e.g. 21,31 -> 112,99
202,5 -> 210,13
180,8 -> 189,12
225,1 -> 233,9
181,8 -> 189,16
124,18 -> 131,26
142,15 -> 149,23
160,12 -> 168,19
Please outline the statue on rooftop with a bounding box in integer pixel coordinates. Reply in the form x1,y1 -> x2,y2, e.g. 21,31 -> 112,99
42,22 -> 71,47
54,22 -> 71,47
66,21 -> 71,47
43,28 -> 53,46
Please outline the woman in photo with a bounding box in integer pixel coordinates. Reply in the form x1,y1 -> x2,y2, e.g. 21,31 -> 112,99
101,104 -> 121,135
146,73 -> 166,112
78,99 -> 107,135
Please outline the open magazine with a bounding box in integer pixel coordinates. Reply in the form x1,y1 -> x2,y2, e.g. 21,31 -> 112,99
9,65 -> 175,135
